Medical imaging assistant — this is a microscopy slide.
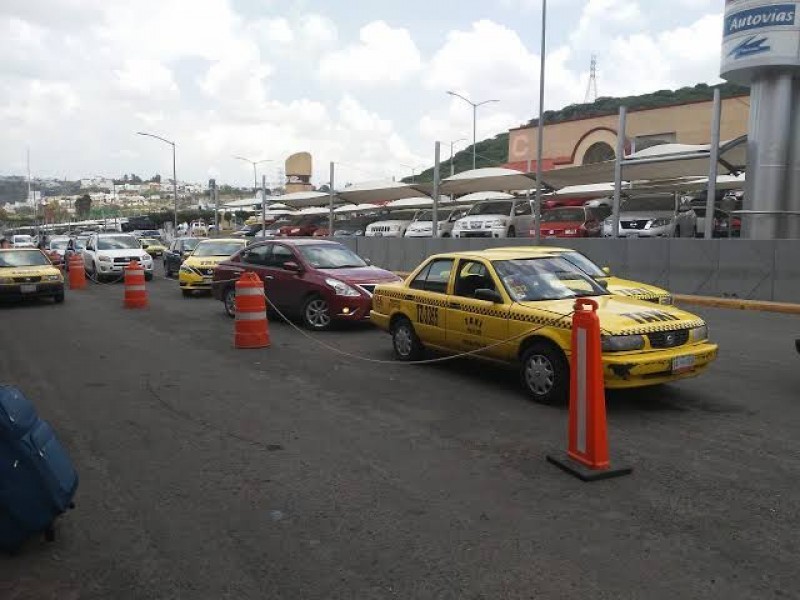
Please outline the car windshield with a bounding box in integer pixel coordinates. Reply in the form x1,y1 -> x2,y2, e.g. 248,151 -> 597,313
0,250 -> 50,268
97,236 -> 140,250
468,201 -> 513,216
493,256 -> 608,302
13,235 -> 33,244
542,208 -> 585,222
182,238 -> 200,250
559,251 -> 606,278
74,239 -> 87,249
192,241 -> 245,257
140,238 -> 159,245
49,239 -> 70,250
298,245 -> 367,269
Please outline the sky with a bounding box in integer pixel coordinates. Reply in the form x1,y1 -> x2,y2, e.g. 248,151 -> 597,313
0,0 -> 726,189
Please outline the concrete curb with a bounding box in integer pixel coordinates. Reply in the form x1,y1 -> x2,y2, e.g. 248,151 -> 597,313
674,294 -> 800,315
390,272 -> 800,315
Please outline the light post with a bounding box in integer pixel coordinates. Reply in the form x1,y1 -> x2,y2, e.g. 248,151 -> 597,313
448,138 -> 466,177
446,92 -> 499,170
137,131 -> 178,236
233,156 -> 272,194
399,163 -> 421,184
234,156 -> 273,237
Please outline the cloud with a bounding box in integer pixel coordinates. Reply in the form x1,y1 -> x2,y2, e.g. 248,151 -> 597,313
114,59 -> 179,99
319,20 -> 421,85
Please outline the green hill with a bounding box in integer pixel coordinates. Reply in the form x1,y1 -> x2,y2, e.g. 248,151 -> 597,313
407,82 -> 749,184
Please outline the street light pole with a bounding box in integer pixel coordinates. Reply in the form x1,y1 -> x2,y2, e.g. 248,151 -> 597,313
137,131 -> 178,237
400,163 -> 419,183
446,92 -> 499,170
449,138 -> 466,177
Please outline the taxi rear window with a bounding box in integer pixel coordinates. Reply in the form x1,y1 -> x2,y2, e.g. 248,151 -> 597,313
410,259 -> 453,294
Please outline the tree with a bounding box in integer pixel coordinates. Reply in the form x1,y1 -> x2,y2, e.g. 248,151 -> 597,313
75,194 -> 92,219
0,206 -> 8,222
149,174 -> 161,183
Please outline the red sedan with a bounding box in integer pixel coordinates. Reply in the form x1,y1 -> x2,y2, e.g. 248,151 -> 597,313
536,205 -> 610,238
278,215 -> 329,237
212,239 -> 402,330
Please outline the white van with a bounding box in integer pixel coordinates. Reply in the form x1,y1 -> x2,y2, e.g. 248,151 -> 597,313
365,210 -> 419,238
404,207 -> 468,238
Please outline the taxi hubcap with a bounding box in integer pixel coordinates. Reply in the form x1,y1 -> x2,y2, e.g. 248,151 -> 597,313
394,326 -> 412,356
526,355 -> 554,395
225,290 -> 236,315
306,299 -> 330,328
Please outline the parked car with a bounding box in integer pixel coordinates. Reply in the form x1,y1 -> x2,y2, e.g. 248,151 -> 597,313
212,239 -> 402,330
63,236 -> 87,270
537,205 -> 611,238
404,208 -> 468,238
452,198 -> 532,238
139,237 -> 167,257
179,238 -> 248,295
82,233 -> 153,281
11,235 -> 35,248
365,210 -> 420,238
602,194 -> 696,238
693,207 -> 741,238
163,237 -> 202,277
278,215 -> 329,237
0,248 -> 65,303
46,237 -> 71,269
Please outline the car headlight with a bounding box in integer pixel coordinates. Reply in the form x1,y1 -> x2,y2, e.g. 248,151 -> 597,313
659,295 -> 674,306
647,219 -> 671,229
601,334 -> 645,352
98,255 -> 112,262
325,278 -> 360,297
43,274 -> 62,282
141,254 -> 152,262
487,219 -> 506,228
691,324 -> 708,342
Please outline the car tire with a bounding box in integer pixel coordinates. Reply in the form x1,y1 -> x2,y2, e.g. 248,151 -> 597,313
674,226 -> 681,238
223,286 -> 236,318
302,295 -> 332,331
391,317 -> 424,361
520,341 -> 569,405
507,226 -> 516,238
53,291 -> 65,304
145,272 -> 153,282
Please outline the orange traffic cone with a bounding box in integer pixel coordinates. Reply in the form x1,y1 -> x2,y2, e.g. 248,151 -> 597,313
234,272 -> 270,349
123,260 -> 148,309
68,255 -> 86,290
547,298 -> 632,481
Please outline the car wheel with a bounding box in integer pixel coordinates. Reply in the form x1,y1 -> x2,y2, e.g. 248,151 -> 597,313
391,317 -> 424,361
145,272 -> 153,282
442,232 -> 451,238
507,226 -> 516,238
520,341 -> 568,404
223,286 -> 236,318
53,291 -> 65,304
302,295 -> 332,331
674,226 -> 681,238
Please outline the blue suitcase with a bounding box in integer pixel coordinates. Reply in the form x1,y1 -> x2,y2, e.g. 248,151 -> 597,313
0,385 -> 78,552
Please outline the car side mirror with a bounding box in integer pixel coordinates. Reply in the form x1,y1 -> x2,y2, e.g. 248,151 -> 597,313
364,258 -> 372,266
597,279 -> 609,289
283,261 -> 302,272
602,266 -> 611,275
474,288 -> 503,303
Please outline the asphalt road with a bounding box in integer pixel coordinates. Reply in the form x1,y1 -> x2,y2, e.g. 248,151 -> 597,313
1,266 -> 799,599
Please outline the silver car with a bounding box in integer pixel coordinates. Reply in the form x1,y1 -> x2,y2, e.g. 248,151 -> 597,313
603,194 -> 696,238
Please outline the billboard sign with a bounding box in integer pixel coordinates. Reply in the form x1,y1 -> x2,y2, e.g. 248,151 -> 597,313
721,0 -> 800,84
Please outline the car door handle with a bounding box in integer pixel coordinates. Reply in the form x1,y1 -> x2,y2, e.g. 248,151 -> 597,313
263,275 -> 274,280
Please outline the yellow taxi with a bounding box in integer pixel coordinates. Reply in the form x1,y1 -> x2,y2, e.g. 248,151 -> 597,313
482,246 -> 674,305
140,238 -> 168,257
0,248 -> 65,304
179,238 -> 248,296
371,249 -> 717,403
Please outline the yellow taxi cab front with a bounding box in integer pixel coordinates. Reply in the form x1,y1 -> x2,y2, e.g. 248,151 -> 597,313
140,238 -> 167,257
179,238 -> 247,295
371,249 -> 717,403
0,249 -> 65,304
483,246 -> 674,305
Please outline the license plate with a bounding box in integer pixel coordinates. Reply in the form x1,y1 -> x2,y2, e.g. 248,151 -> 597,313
20,284 -> 37,294
672,355 -> 696,374
373,232 -> 383,237
203,277 -> 212,283
626,233 -> 640,238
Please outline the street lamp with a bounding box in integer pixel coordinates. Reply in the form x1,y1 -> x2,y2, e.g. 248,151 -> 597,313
446,92 -> 499,170
137,131 -> 178,236
233,156 -> 273,194
399,163 -> 421,184
448,138 -> 467,177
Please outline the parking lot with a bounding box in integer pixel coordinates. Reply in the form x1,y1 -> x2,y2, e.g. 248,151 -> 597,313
1,265 -> 799,599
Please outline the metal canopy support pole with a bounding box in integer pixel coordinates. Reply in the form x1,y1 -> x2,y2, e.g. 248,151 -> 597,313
533,0 -> 547,244
472,106 -> 477,171
261,175 -> 267,238
612,106 -> 627,238
211,179 -> 218,237
432,141 -> 441,238
705,87 -> 722,240
329,161 -> 335,238
172,142 -> 178,237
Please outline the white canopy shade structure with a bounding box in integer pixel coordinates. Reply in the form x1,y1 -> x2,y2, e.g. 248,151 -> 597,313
540,136 -> 748,190
548,183 -> 617,198
455,191 -> 514,203
295,206 -> 330,215
265,202 -> 289,210
274,190 -> 336,208
222,197 -> 263,209
333,203 -> 380,214
438,167 -> 538,195
386,196 -> 434,208
337,180 -> 426,204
